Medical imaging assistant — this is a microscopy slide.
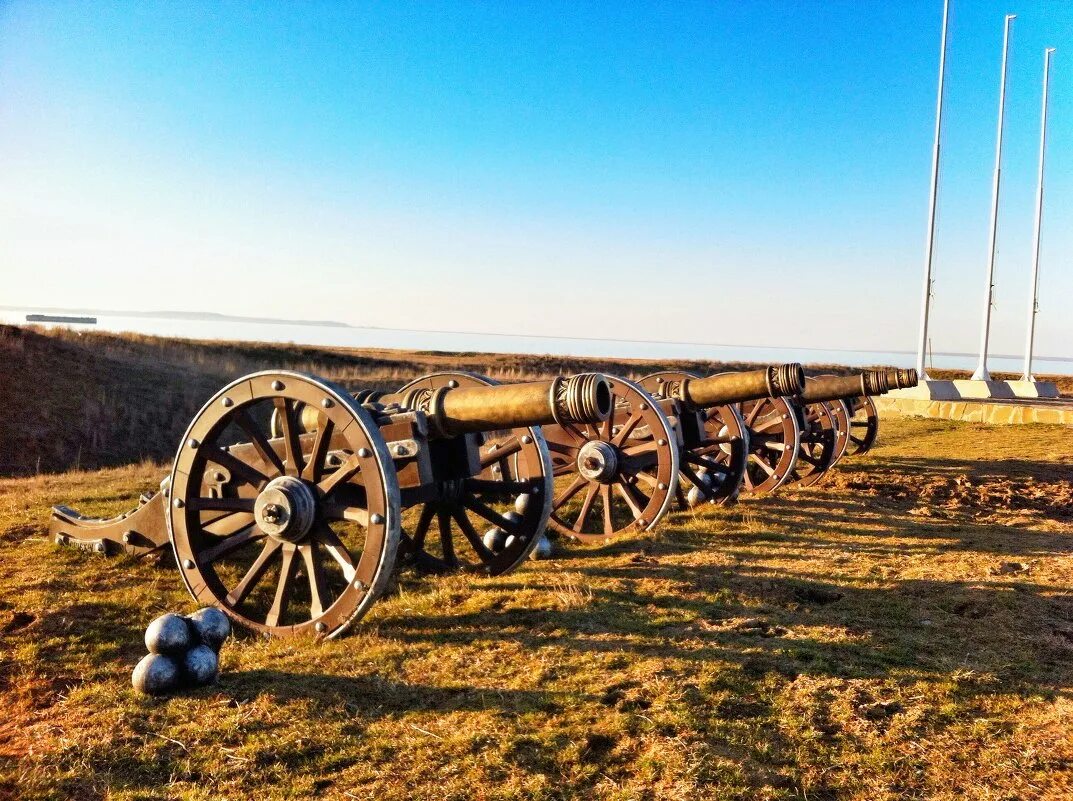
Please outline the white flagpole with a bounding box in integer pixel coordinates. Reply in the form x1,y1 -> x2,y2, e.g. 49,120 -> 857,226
1022,47 -> 1056,382
915,0 -> 951,382
971,13 -> 1016,382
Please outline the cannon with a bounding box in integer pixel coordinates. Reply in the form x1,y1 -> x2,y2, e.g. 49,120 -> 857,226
774,368 -> 919,489
538,365 -> 804,542
49,370 -> 611,639
637,365 -> 805,508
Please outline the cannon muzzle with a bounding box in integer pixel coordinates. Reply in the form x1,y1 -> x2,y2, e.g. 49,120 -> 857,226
377,373 -> 613,437
800,371 -> 890,403
884,368 -> 919,390
675,364 -> 804,409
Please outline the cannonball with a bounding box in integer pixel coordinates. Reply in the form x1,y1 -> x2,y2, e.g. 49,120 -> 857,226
514,493 -> 531,515
132,653 -> 180,696
482,527 -> 507,553
529,534 -> 554,560
183,644 -> 219,687
187,607 -> 231,651
144,613 -> 193,656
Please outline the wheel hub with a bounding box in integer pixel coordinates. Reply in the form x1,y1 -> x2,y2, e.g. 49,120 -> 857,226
255,476 -> 317,543
577,440 -> 619,482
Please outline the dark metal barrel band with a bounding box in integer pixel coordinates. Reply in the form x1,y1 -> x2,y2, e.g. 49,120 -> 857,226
767,363 -> 805,397
550,373 -> 608,426
862,372 -> 888,396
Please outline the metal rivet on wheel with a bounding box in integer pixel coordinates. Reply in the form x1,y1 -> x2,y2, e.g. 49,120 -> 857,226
182,559 -> 195,569
521,435 -> 533,444
122,531 -> 133,543
640,403 -> 648,411
173,498 -> 184,508
271,380 -> 285,391
221,397 -> 234,407
638,518 -> 647,527
656,377 -> 664,383
658,439 -> 667,446
448,380 -> 459,388
187,438 -> 199,449
354,580 -> 367,591
657,482 -> 667,490
357,448 -> 371,458
532,486 -> 541,494
315,622 -> 327,633
370,513 -> 384,524
322,398 -> 334,409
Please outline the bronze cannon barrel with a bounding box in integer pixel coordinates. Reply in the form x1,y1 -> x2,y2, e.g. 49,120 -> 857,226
376,372 -> 612,437
799,371 -> 890,403
678,364 -> 804,409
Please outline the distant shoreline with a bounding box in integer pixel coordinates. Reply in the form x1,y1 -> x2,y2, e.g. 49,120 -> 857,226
5,305 -> 1071,366
1,305 -> 350,329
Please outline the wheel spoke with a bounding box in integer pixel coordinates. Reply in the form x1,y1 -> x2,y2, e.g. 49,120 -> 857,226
573,483 -> 598,532
203,445 -> 269,488
320,503 -> 370,527
461,495 -> 521,534
300,542 -> 331,618
301,416 -> 335,483
317,453 -> 362,498
749,454 -> 776,476
411,504 -> 436,553
437,510 -> 458,567
225,538 -> 282,606
200,524 -> 263,563
232,408 -> 286,477
611,413 -> 644,446
265,544 -> 298,627
553,475 -> 587,508
203,511 -> 256,537
188,496 -> 256,513
452,508 -> 496,563
273,398 -> 305,478
614,479 -> 647,519
600,485 -> 614,535
312,522 -> 356,581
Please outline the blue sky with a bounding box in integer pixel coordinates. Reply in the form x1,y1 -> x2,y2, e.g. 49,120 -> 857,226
1,1 -> 1071,357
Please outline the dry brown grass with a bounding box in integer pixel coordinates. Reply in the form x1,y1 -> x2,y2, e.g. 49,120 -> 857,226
3,418 -> 1073,799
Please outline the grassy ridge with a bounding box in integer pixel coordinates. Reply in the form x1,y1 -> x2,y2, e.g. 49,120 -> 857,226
0,325 -> 859,477
3,418 -> 1073,799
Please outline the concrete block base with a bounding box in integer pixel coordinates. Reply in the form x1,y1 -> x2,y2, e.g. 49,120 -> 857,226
1005,380 -> 1059,399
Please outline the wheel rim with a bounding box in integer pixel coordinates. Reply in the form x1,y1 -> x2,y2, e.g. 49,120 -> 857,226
393,371 -> 552,575
736,396 -> 800,494
545,376 -> 678,542
638,371 -> 748,508
168,371 -> 400,639
786,400 -> 838,488
845,396 -> 879,455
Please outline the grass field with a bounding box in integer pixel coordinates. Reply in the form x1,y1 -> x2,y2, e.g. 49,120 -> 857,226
3,416 -> 1073,800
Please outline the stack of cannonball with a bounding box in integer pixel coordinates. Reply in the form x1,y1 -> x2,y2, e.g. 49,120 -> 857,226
132,608 -> 232,696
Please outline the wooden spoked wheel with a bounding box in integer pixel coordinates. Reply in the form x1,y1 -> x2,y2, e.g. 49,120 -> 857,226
784,400 -> 839,488
168,371 -> 400,639
638,371 -> 749,508
845,395 -> 880,456
736,397 -> 801,494
825,398 -> 852,465
393,372 -> 552,575
544,377 -> 678,542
